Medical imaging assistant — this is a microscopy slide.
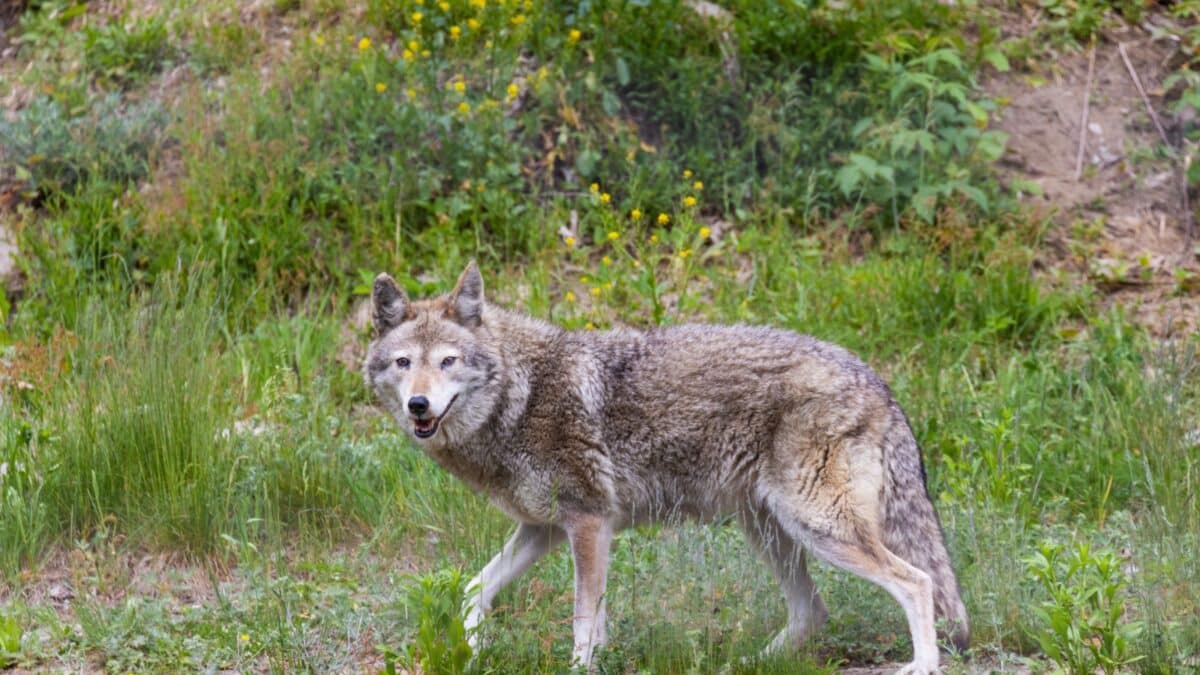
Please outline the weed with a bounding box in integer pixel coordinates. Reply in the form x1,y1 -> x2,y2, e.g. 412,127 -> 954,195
0,610 -> 20,667
385,567 -> 474,675
83,15 -> 175,87
845,48 -> 1007,222
0,94 -> 166,207
1039,0 -> 1109,42
0,398 -> 52,576
1026,541 -> 1144,674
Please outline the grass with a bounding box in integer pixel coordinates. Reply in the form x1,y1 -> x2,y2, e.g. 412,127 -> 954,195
1,0 -> 1198,671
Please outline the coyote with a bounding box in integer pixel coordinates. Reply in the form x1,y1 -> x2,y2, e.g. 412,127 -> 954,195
365,262 -> 969,673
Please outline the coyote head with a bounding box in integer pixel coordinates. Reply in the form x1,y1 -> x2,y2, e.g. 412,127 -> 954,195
364,262 -> 497,445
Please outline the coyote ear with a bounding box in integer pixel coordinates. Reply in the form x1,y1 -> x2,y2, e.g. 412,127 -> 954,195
446,260 -> 484,328
372,273 -> 410,334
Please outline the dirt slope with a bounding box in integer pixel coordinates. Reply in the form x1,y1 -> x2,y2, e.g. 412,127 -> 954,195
986,11 -> 1199,338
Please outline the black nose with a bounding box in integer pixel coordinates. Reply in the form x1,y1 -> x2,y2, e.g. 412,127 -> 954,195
408,396 -> 430,416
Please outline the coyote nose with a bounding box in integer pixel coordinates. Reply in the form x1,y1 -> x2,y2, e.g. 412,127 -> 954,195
408,396 -> 430,416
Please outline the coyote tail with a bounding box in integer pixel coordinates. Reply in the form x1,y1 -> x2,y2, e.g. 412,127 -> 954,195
881,409 -> 970,652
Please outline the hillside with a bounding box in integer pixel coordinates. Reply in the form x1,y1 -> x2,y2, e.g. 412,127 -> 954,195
1,1 -> 1198,672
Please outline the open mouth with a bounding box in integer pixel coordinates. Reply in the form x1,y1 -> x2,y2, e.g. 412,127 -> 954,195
411,395 -> 457,439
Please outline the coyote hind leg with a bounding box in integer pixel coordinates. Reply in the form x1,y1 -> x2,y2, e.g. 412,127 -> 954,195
761,491 -> 940,674
738,507 -> 828,656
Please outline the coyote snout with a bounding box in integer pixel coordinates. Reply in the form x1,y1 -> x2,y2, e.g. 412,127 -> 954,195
365,262 -> 969,674
407,396 -> 429,416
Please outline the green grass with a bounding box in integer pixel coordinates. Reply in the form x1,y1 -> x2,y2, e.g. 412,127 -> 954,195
1,0 -> 1198,671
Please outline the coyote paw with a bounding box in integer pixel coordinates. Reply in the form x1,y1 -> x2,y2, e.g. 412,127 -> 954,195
894,661 -> 941,675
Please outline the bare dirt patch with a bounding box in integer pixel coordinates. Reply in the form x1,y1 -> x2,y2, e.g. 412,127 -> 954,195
985,13 -> 1199,338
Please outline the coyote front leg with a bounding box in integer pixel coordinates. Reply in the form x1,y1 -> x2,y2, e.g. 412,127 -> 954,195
463,522 -> 565,651
564,514 -> 614,670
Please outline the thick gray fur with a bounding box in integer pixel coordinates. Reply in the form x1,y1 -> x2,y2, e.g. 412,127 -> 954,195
365,262 -> 968,673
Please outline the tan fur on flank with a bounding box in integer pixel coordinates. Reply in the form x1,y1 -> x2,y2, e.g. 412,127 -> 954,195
365,262 -> 969,674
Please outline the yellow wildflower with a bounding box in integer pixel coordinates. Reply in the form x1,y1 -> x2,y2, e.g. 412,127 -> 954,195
601,255 -> 612,266
408,40 -> 420,52
506,82 -> 519,99
439,1 -> 450,10
511,14 -> 525,25
457,101 -> 471,114
682,169 -> 693,179
524,0 -> 532,9
678,248 -> 692,260
606,231 -> 618,241
585,321 -> 596,330
565,291 -> 576,302
683,195 -> 697,208
412,11 -> 424,22
470,0 -> 485,7
591,286 -> 601,296
568,29 -> 582,43
537,66 -> 548,81
450,25 -> 462,39
657,213 -> 669,225
314,34 -> 325,46
693,180 -> 704,191
600,192 -> 611,204
407,87 -> 418,99
415,0 -> 424,4
421,49 -> 431,58
454,80 -> 466,93
375,82 -> 387,93
649,234 -> 659,244
358,37 -> 371,51
240,634 -> 250,642
589,183 -> 599,193
603,281 -> 613,290
630,208 -> 642,220
580,276 -> 589,283
402,48 -> 414,60
564,235 -> 576,247
699,226 -> 711,239
467,17 -> 481,29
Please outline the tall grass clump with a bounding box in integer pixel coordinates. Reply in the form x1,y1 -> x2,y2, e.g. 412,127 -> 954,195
3,275 -> 428,564
37,275 -> 239,552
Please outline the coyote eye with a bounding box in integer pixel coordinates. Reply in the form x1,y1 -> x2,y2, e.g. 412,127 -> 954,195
396,357 -> 411,369
441,356 -> 457,369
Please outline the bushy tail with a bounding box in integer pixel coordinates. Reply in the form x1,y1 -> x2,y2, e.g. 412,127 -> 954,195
882,406 -> 970,652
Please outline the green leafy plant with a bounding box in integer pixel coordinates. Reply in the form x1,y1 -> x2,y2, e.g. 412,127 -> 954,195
0,612 -> 21,667
0,93 -> 166,205
840,48 -> 1007,223
1038,0 -> 1108,42
84,15 -> 175,86
14,1 -> 87,54
1025,541 -> 1144,675
384,567 -> 474,675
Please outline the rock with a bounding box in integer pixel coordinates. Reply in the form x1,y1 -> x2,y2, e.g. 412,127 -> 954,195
48,583 -> 74,602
